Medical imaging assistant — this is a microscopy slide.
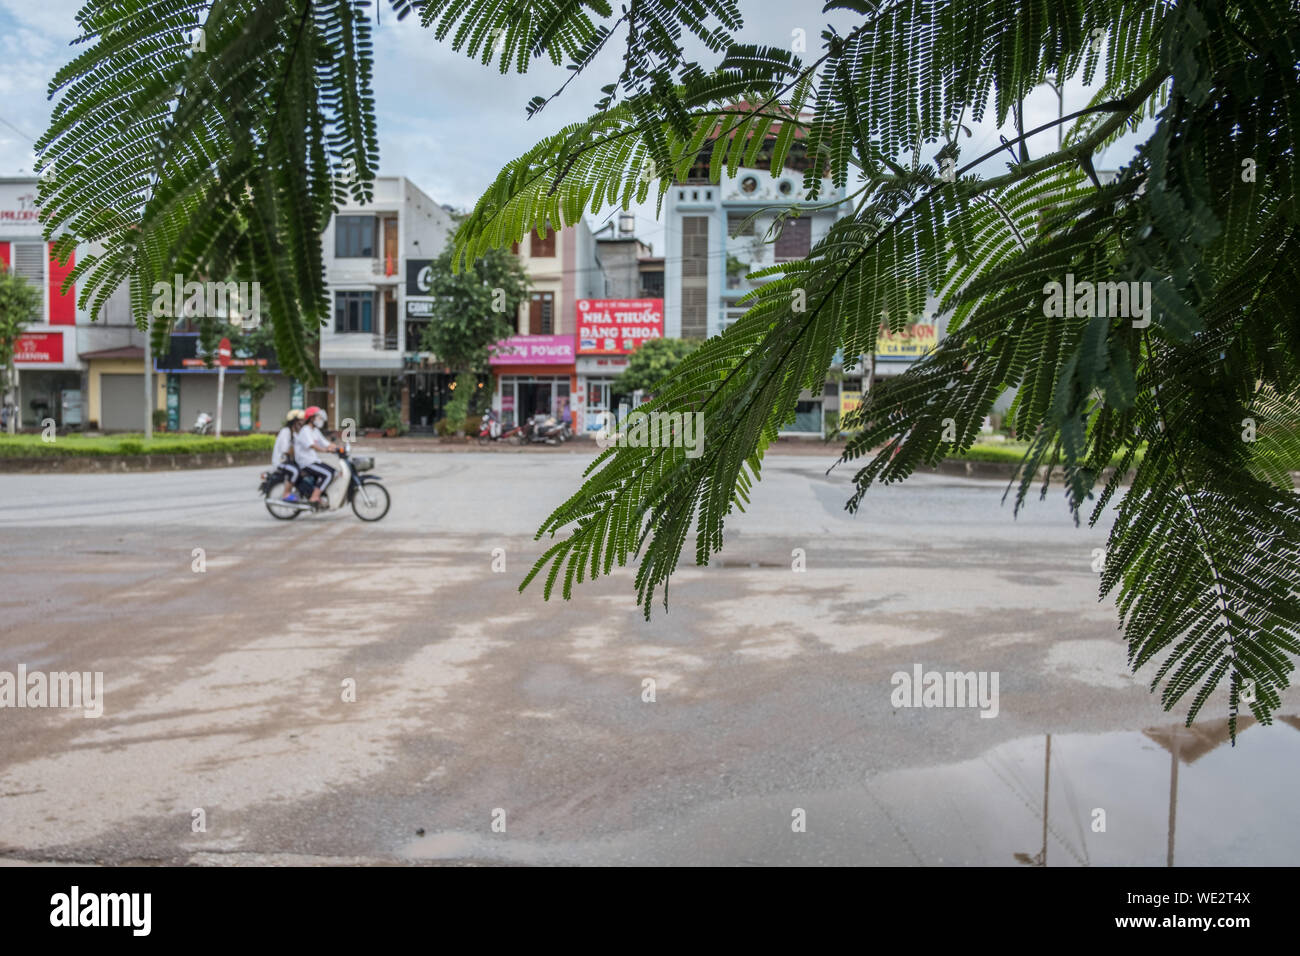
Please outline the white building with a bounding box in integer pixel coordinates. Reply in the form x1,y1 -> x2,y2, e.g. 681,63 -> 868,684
320,176 -> 454,430
662,152 -> 849,433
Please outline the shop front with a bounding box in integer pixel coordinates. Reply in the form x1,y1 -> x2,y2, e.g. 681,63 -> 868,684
12,327 -> 80,428
155,332 -> 293,433
489,335 -> 575,428
574,298 -> 662,433
575,356 -> 629,433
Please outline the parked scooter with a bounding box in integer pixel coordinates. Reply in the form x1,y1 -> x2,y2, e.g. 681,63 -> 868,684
258,443 -> 391,521
477,408 -> 527,445
523,412 -> 567,444
192,411 -> 214,434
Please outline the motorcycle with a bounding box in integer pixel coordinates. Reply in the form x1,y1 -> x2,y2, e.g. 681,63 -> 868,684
477,408 -> 527,445
522,413 -> 567,445
192,411 -> 214,435
258,443 -> 391,521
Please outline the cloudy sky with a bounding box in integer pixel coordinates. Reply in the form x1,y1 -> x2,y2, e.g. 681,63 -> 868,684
0,1 -> 1150,255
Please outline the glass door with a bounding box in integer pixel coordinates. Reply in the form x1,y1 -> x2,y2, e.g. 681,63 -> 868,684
586,378 -> 612,432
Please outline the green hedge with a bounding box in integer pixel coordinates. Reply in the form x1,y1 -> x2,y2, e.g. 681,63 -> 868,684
953,441 -> 1148,467
0,433 -> 275,458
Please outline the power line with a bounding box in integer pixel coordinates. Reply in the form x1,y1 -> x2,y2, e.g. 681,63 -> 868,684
0,115 -> 36,142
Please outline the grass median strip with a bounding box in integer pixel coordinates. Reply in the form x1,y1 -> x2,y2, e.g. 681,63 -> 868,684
0,433 -> 275,458
952,441 -> 1148,467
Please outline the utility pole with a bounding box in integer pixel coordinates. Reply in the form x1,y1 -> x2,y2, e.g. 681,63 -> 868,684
143,331 -> 153,439
215,362 -> 225,438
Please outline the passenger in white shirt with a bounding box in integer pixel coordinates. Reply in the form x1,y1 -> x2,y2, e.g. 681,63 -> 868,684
272,409 -> 305,499
296,407 -> 337,505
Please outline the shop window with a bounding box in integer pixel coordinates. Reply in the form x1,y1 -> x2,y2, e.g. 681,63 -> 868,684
335,291 -> 373,333
335,215 -> 376,258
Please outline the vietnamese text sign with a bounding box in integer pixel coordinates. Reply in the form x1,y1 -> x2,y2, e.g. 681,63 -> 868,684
876,323 -> 937,359
490,334 -> 574,366
576,298 -> 663,355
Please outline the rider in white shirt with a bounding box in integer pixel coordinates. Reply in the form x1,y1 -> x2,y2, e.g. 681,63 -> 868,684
295,406 -> 337,505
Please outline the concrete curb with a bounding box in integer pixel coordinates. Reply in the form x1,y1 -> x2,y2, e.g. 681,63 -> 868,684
0,450 -> 270,474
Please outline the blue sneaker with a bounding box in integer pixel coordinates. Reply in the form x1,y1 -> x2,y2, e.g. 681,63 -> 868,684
284,493 -> 299,502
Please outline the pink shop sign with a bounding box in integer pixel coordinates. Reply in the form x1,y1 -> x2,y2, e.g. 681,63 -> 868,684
489,334 -> 575,365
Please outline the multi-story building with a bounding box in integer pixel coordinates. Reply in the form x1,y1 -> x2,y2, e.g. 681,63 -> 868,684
571,217 -> 665,432
661,144 -> 850,434
0,178 -> 176,432
489,220 -> 602,428
321,176 -> 455,431
1,177 -> 91,429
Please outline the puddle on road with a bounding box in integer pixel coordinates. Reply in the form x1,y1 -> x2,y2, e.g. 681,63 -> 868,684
400,715 -> 1300,865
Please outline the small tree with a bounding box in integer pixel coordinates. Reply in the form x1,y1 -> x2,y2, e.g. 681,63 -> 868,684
0,264 -> 41,434
240,363 -> 275,430
419,240 -> 529,374
612,338 -> 698,397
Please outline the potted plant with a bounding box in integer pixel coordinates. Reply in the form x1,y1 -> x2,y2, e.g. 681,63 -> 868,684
381,404 -> 403,437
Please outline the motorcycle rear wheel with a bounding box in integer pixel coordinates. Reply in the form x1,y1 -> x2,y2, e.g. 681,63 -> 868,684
264,489 -> 301,520
351,481 -> 391,521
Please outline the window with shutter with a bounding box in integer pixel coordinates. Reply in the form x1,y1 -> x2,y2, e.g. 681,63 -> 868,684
529,292 -> 554,334
531,228 -> 556,258
727,212 -> 755,237
680,217 -> 709,338
774,217 -> 810,261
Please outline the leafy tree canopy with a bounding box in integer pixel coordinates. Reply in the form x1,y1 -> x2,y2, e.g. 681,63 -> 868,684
417,242 -> 529,373
612,338 -> 698,395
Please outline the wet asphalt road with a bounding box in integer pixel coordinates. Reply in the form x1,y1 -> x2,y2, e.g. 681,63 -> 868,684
0,449 -> 1296,865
